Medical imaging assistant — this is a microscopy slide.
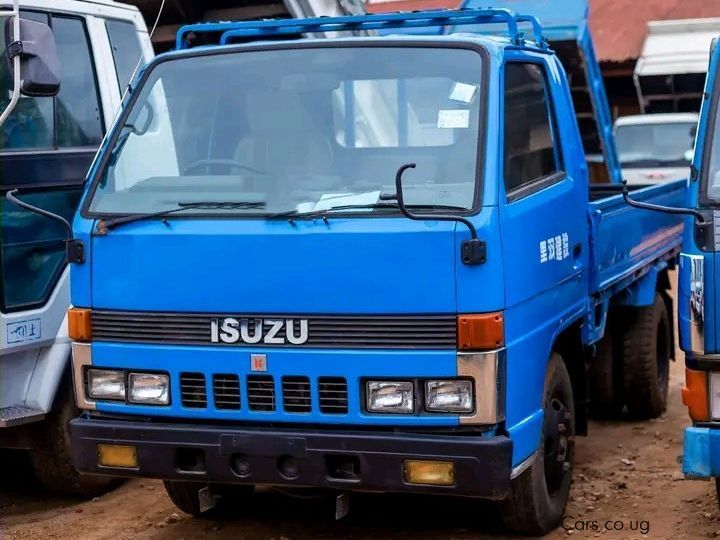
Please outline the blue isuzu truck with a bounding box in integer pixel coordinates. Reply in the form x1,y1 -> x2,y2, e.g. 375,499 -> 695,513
670,40 -> 720,497
26,6 -> 686,534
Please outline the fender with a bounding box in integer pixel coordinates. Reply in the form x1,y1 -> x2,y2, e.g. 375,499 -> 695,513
617,260 -> 668,307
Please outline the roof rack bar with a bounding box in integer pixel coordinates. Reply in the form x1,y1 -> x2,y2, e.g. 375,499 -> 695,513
175,8 -> 545,50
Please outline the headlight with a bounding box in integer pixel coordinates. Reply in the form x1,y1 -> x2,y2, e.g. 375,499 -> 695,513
366,381 -> 414,413
425,380 -> 473,413
128,373 -> 170,405
710,372 -> 720,420
87,369 -> 125,400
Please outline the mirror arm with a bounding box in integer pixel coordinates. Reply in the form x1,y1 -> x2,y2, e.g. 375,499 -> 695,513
6,189 -> 85,263
622,180 -> 709,225
394,163 -> 486,265
0,3 -> 21,127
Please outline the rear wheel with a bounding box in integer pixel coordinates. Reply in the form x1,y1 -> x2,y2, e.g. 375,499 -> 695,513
502,353 -> 575,535
621,293 -> 671,419
163,481 -> 254,517
31,379 -> 119,496
588,325 -> 624,419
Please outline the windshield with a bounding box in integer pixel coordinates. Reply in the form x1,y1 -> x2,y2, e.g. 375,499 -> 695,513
615,121 -> 697,169
87,45 -> 484,217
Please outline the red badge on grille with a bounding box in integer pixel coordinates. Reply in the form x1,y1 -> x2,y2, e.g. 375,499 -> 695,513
250,354 -> 267,372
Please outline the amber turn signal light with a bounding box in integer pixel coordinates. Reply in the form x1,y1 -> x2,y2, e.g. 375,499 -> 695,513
681,368 -> 709,422
97,444 -> 138,468
403,460 -> 455,486
457,312 -> 504,351
68,308 -> 92,342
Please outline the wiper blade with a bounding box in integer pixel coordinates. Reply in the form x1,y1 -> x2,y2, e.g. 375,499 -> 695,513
100,201 -> 266,232
267,202 -> 466,221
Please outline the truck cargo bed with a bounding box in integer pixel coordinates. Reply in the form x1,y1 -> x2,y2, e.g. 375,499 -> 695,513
588,180 -> 685,296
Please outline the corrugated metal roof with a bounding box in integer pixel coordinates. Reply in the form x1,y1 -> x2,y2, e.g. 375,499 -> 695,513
366,0 -> 720,62
590,0 -> 720,62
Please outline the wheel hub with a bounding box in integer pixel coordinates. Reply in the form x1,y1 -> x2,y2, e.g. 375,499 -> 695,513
543,396 -> 572,495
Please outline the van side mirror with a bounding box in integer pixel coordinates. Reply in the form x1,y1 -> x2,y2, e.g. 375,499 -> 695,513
4,17 -> 60,97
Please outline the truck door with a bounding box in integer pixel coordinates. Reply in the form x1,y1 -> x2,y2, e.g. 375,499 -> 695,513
683,41 -> 720,357
0,10 -> 104,348
499,55 -> 589,446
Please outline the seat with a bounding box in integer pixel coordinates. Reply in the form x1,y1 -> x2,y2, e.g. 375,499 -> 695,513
235,90 -> 337,185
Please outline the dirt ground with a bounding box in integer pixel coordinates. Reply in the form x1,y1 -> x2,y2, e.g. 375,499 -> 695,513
2,304 -> 719,539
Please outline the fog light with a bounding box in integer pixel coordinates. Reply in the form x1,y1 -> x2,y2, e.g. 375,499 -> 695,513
97,444 -> 138,468
87,369 -> 125,400
425,380 -> 473,412
366,381 -> 414,413
128,372 -> 170,405
403,460 -> 454,486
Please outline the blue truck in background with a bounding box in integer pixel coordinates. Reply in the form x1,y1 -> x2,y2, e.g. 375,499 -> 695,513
14,5 -> 685,534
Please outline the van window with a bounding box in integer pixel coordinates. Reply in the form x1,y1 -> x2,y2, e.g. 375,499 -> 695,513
106,19 -> 143,92
0,13 -> 103,151
503,62 -> 561,195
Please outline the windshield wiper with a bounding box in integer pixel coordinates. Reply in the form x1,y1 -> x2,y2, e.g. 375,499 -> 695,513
267,202 -> 467,223
98,201 -> 266,233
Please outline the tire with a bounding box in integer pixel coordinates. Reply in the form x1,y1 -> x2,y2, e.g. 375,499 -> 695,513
588,325 -> 624,419
31,378 -> 119,497
715,478 -> 720,512
163,481 -> 254,517
502,353 -> 575,536
621,292 -> 671,419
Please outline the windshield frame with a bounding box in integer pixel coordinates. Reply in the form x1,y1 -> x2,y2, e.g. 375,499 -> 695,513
701,54 -> 720,207
80,39 -> 490,220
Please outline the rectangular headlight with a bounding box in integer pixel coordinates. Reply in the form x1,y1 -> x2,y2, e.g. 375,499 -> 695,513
709,372 -> 720,420
87,369 -> 125,400
128,373 -> 170,405
366,381 -> 414,413
425,380 -> 473,413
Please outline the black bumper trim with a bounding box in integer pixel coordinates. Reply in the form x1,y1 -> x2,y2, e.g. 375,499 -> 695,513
70,418 -> 512,499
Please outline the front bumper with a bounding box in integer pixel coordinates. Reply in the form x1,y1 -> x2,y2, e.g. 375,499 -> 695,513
70,416 -> 512,499
683,426 -> 720,478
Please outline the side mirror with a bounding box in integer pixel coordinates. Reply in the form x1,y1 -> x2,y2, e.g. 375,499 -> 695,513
4,17 -> 60,97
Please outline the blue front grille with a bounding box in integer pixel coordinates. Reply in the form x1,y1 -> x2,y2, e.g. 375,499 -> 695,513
179,373 -> 348,416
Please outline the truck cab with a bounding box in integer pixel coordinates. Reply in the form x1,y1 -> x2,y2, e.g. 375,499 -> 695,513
0,0 -> 152,494
680,41 -> 720,496
66,8 -> 685,535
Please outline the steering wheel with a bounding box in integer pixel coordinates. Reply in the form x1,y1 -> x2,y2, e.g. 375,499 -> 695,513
182,158 -> 265,175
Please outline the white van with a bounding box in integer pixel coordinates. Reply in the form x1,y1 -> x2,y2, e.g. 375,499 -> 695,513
614,113 -> 698,184
0,0 -> 152,495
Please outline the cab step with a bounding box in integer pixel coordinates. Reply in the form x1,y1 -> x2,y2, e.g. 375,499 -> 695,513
0,405 -> 45,427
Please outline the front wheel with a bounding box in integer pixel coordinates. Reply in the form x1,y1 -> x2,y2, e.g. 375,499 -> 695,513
163,481 -> 254,517
31,379 -> 119,496
502,353 -> 575,535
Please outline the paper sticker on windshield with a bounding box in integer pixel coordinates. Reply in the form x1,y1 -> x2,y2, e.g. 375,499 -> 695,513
449,82 -> 477,104
438,109 -> 469,129
315,191 -> 381,211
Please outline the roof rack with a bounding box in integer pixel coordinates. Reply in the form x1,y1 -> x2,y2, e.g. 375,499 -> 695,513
175,8 -> 547,51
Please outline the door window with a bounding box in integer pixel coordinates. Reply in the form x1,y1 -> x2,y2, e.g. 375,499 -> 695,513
0,189 -> 82,311
105,19 -> 143,93
503,62 -> 562,195
0,12 -> 103,151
